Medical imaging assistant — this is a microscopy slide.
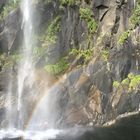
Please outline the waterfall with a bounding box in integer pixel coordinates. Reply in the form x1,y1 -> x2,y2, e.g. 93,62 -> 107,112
17,0 -> 35,129
6,73 -> 14,128
4,0 -> 60,132
5,0 -> 36,130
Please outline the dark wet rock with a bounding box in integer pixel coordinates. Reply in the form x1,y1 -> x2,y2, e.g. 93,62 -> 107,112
3,138 -> 21,140
0,0 -> 7,14
52,113 -> 140,140
67,68 -> 83,87
0,71 -> 10,91
59,6 -> 84,54
94,0 -> 110,8
92,67 -> 113,94
70,73 -> 92,106
0,8 -> 22,53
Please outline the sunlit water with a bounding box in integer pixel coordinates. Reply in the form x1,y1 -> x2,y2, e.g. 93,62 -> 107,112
0,126 -> 93,140
6,0 -> 36,129
17,0 -> 35,129
0,129 -> 62,140
1,113 -> 140,140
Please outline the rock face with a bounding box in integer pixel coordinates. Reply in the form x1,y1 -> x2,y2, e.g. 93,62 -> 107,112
0,0 -> 140,128
0,8 -> 22,53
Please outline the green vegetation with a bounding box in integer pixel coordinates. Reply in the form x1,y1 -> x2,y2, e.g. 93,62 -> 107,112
121,78 -> 129,85
0,0 -> 20,21
118,3 -> 140,45
101,50 -> 109,61
46,16 -> 61,43
60,0 -> 75,5
60,0 -> 80,6
79,8 -> 93,20
128,73 -> 140,91
113,81 -> 120,88
70,47 -> 93,64
0,54 -> 7,69
0,47 -> 47,69
0,54 -> 16,69
44,0 -> 52,4
44,57 -> 69,75
113,73 -> 140,91
40,16 -> 61,45
130,4 -> 140,28
118,30 -> 130,45
59,0 -> 80,11
79,8 -> 97,34
33,47 -> 47,58
11,53 -> 24,64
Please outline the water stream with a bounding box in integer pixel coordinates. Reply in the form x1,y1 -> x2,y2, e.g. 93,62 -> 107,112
4,0 -> 63,138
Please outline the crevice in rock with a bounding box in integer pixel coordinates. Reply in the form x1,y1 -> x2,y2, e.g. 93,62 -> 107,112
111,7 -> 121,34
99,9 -> 109,21
116,0 -> 127,7
96,5 -> 109,9
84,0 -> 91,5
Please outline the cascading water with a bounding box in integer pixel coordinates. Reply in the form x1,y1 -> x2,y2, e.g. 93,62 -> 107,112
6,0 -> 35,130
2,0 -> 63,139
17,0 -> 35,129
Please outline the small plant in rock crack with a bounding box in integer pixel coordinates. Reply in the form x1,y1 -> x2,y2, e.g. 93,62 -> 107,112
44,57 -> 69,75
40,16 -> 61,45
130,4 -> 140,28
70,47 -> 94,64
101,50 -> 109,61
60,0 -> 81,6
118,30 -> 131,45
113,81 -> 120,89
113,73 -> 140,92
0,0 -> 20,21
79,7 -> 97,34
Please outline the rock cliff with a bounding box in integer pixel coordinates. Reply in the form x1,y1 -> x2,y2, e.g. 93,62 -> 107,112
0,0 -> 140,128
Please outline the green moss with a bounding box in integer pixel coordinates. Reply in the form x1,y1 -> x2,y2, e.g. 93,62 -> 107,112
121,78 -> 129,85
128,73 -> 140,91
60,0 -> 81,6
128,73 -> 134,79
113,81 -> 120,88
79,8 -> 97,34
0,0 -> 20,21
44,57 -> 69,75
79,8 -> 93,20
113,73 -> 140,92
102,50 -> 109,61
33,47 -> 47,58
44,0 -> 52,4
0,53 -> 19,69
38,16 -> 61,48
60,0 -> 75,5
130,4 -> 140,28
118,3 -> 140,46
46,16 -> 61,43
70,47 -> 93,64
0,54 -> 6,69
40,16 -> 61,45
118,30 -> 130,45
12,54 -> 23,64
87,20 -> 97,35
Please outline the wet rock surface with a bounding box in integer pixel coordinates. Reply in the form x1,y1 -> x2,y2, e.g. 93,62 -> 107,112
1,113 -> 140,140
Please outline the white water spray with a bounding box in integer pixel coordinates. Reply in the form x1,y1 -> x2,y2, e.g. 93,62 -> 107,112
5,0 -> 62,136
16,0 -> 35,129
